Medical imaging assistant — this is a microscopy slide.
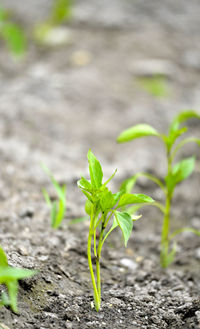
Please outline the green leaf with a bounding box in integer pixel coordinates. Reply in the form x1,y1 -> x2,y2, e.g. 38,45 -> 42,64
77,177 -> 92,192
113,191 -> 124,204
117,193 -> 154,208
87,150 -> 103,189
172,157 -> 195,184
42,163 -> 66,204
85,199 -> 92,215
0,267 -> 36,313
166,157 -> 195,194
170,110 -> 200,133
0,291 -> 10,306
120,174 -> 139,193
126,204 -> 145,215
53,198 -> 66,228
114,211 -> 133,247
1,22 -> 26,56
166,127 -> 188,151
7,280 -> 18,313
100,190 -> 116,212
80,189 -> 93,202
138,75 -> 169,98
0,267 -> 36,283
0,246 -> 8,267
42,188 -> 52,207
68,216 -> 89,225
50,201 -> 58,227
51,0 -> 72,25
117,124 -> 159,143
103,169 -> 117,187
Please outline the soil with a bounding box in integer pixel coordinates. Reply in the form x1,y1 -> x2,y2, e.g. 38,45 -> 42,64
0,1 -> 200,328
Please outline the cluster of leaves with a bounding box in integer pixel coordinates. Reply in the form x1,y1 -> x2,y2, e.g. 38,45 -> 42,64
117,110 -> 200,267
42,164 -> 66,229
0,246 -> 35,313
77,150 -> 154,311
0,6 -> 26,56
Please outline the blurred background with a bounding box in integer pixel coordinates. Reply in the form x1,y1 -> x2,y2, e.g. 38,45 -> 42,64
0,0 -> 200,202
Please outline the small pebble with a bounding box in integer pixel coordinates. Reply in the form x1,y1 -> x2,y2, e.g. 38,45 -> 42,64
120,258 -> 138,271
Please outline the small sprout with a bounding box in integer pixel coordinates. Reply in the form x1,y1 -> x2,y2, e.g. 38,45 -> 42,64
0,6 -> 26,56
137,75 -> 169,98
34,0 -> 73,44
42,164 -> 66,229
117,110 -> 200,268
0,246 -> 36,313
78,150 -> 154,311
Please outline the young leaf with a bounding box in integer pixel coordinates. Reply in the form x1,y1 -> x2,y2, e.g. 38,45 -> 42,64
117,124 -> 159,143
87,150 -> 103,189
114,211 -> 133,247
120,174 -> 139,193
166,127 -> 188,151
53,198 -> 65,228
170,110 -> 200,133
117,193 -> 154,208
0,246 -> 8,267
0,267 -> 36,313
42,188 -> 52,207
165,157 -> 195,195
51,0 -> 72,25
85,199 -> 92,215
1,22 -> 26,56
172,157 -> 195,184
102,169 -> 117,187
68,216 -> 89,225
7,280 -> 18,313
0,267 -> 36,283
100,190 -> 116,212
51,201 -> 58,227
77,177 -> 92,192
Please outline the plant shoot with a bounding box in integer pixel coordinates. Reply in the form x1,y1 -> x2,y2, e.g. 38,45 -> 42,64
117,110 -> 200,268
78,150 -> 154,311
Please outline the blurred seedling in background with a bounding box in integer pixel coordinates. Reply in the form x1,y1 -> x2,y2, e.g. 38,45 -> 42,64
34,0 -> 73,45
117,110 -> 200,268
78,150 -> 154,311
0,246 -> 36,313
0,5 -> 26,56
42,164 -> 66,229
137,75 -> 169,98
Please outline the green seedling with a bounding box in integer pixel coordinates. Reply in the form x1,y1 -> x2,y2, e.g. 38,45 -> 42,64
137,75 -> 169,98
117,110 -> 200,268
0,6 -> 26,56
0,246 -> 36,313
78,150 -> 154,311
42,164 -> 66,229
34,0 -> 73,43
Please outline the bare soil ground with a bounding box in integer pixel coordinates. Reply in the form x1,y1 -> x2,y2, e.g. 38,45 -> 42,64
0,1 -> 200,328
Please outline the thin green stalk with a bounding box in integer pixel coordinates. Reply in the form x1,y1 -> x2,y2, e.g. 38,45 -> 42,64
96,217 -> 106,303
160,151 -> 172,267
87,209 -> 100,311
139,172 -> 167,194
87,231 -> 100,311
161,193 -> 171,267
96,255 -> 101,304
